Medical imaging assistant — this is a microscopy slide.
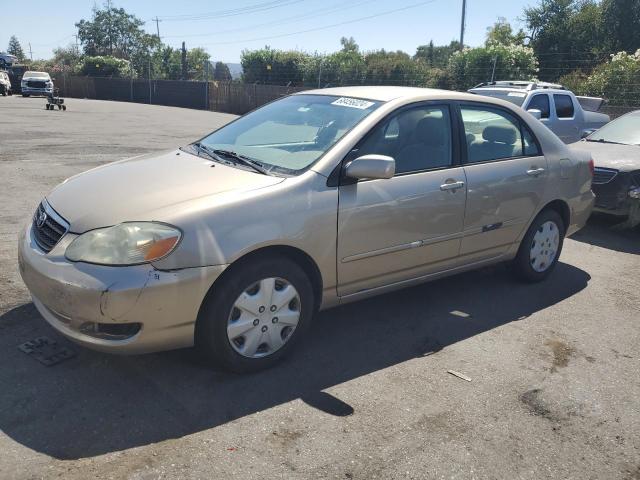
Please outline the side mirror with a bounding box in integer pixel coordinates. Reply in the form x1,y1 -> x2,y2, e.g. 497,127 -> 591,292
345,154 -> 395,180
527,109 -> 542,120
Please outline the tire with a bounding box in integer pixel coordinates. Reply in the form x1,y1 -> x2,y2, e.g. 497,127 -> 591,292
22,94 -> 29,97
195,256 -> 315,373
513,209 -> 565,283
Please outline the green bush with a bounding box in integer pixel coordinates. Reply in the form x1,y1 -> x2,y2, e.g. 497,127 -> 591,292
447,44 -> 539,90
77,55 -> 131,77
575,50 -> 640,106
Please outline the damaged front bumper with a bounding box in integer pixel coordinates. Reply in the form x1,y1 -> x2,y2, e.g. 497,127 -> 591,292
18,224 -> 227,354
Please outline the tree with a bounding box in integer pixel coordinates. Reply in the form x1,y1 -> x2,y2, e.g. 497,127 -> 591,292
414,40 -> 461,68
447,43 -> 539,90
364,50 -> 428,86
186,47 -> 210,80
76,3 -> 160,75
213,61 -> 232,81
340,36 -> 359,53
52,45 -> 83,69
486,17 -> 526,46
523,0 -> 606,80
601,0 -> 640,53
7,35 -> 25,61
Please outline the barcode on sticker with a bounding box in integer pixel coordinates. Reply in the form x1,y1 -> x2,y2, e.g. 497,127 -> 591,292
331,97 -> 375,109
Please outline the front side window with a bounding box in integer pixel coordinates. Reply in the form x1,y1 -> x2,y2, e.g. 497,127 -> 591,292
527,94 -> 550,119
554,94 -> 575,118
354,105 -> 452,174
198,94 -> 380,174
462,106 -> 525,163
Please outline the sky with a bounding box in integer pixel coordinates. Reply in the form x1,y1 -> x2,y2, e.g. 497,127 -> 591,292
0,0 -> 533,64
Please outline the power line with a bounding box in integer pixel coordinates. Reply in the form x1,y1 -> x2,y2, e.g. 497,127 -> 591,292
161,0 -> 382,39
157,0 -> 303,22
196,0 -> 440,46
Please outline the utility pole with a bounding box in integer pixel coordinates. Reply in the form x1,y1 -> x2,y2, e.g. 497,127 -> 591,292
459,0 -> 467,51
73,34 -> 79,55
28,42 -> 33,61
181,41 -> 187,80
152,17 -> 162,40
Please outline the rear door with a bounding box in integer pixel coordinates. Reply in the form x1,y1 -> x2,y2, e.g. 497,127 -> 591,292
458,103 -> 548,263
552,93 -> 580,143
337,103 -> 467,296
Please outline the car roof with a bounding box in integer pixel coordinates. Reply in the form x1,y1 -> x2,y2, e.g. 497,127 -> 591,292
296,85 -> 490,103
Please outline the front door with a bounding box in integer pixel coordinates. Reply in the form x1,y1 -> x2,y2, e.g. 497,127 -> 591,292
337,104 -> 467,297
458,104 -> 548,262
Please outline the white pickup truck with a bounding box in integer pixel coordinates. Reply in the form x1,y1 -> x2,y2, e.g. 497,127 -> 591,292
469,81 -> 610,144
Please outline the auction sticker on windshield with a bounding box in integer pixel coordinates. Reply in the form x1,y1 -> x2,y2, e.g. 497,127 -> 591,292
331,97 -> 376,109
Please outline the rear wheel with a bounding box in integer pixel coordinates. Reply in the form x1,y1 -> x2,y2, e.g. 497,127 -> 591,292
513,209 -> 565,282
195,256 -> 315,372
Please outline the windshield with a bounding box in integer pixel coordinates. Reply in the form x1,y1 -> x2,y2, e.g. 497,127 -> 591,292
24,71 -> 50,78
197,94 -> 381,174
588,112 -> 640,145
470,89 -> 527,107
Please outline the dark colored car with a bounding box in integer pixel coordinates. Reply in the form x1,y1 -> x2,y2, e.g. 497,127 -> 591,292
571,111 -> 640,227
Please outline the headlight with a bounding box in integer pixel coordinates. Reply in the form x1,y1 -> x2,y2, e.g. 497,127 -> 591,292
65,222 -> 181,266
629,187 -> 640,200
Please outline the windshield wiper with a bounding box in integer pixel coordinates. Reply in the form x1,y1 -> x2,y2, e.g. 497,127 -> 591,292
191,142 -> 225,162
212,149 -> 270,175
586,138 -> 625,145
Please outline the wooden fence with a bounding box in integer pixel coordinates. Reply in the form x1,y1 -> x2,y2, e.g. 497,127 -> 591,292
50,74 -> 306,115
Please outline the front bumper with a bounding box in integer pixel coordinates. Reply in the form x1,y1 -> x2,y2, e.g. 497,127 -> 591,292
592,172 -> 639,217
18,224 -> 227,354
21,86 -> 53,95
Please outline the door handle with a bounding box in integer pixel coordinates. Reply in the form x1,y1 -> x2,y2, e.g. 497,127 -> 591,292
440,180 -> 465,191
526,167 -> 545,177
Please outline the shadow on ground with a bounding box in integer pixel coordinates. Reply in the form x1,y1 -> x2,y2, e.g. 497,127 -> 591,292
570,214 -> 640,255
0,262 -> 590,460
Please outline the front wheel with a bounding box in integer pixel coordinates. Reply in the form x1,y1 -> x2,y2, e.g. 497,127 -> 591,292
195,256 -> 315,372
22,93 -> 30,97
513,209 -> 565,282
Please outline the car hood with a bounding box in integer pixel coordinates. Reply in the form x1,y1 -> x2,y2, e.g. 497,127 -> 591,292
570,141 -> 640,172
47,149 -> 284,232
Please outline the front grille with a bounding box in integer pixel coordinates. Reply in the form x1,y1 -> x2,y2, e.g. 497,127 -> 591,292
27,80 -> 46,88
32,201 -> 69,253
592,167 -> 618,185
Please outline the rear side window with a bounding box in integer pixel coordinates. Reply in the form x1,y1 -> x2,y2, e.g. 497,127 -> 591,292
554,94 -> 575,118
527,94 -> 550,119
461,106 -> 524,163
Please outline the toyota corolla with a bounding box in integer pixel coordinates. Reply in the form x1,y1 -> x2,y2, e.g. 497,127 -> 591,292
18,87 -> 595,372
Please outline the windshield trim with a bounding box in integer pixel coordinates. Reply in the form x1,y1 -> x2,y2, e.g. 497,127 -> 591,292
188,93 -> 383,176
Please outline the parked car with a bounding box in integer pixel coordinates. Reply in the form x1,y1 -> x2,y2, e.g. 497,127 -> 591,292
0,71 -> 12,96
20,71 -> 53,97
570,110 -> 640,227
0,52 -> 18,67
18,87 -> 595,372
469,81 -> 610,144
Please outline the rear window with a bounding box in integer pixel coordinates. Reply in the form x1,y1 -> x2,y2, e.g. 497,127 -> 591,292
554,94 -> 575,118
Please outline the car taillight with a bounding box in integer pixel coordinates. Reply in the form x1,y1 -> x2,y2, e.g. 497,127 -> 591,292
588,158 -> 594,176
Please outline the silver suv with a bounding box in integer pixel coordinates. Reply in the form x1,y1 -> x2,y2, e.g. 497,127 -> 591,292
18,87 -> 595,372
